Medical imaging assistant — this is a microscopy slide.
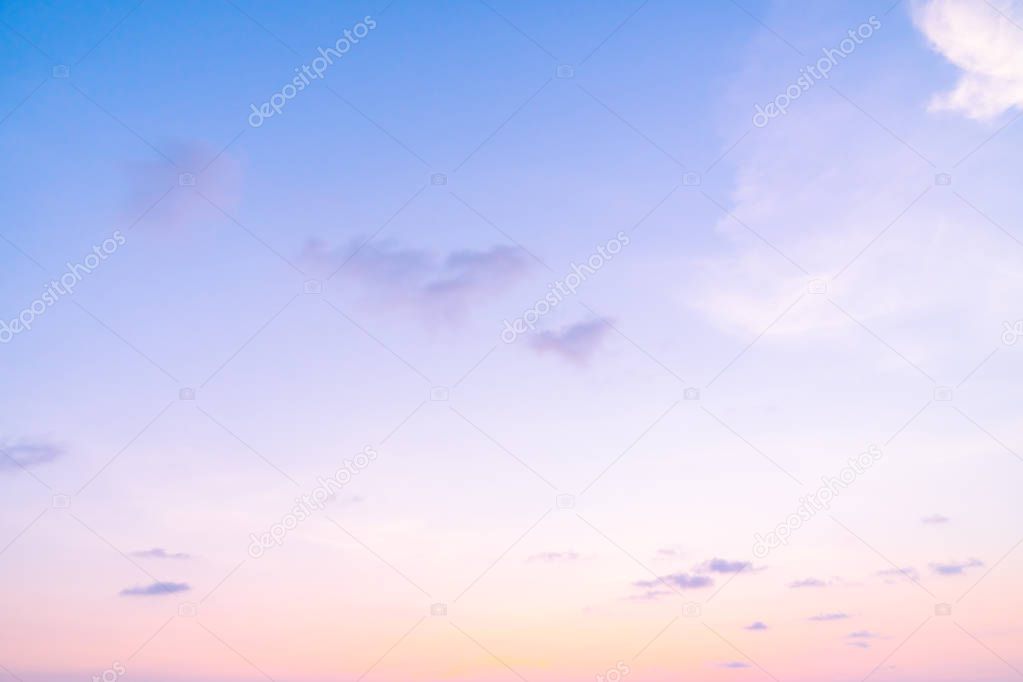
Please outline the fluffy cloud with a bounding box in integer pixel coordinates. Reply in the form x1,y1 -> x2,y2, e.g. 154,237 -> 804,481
809,612 -> 849,621
634,572 -> 714,590
698,558 -> 752,574
913,0 -> 1023,120
788,577 -> 827,588
745,621 -> 768,631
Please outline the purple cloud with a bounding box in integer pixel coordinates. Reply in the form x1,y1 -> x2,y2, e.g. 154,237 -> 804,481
0,441 -> 63,471
930,559 -> 983,575
529,320 -> 611,366
788,577 -> 827,588
120,582 -> 190,597
848,631 -> 881,639
848,641 -> 871,649
300,239 -> 529,323
745,621 -> 768,631
634,573 -> 714,591
809,612 -> 849,621
877,566 -> 919,582
922,514 -> 949,524
699,558 -> 751,574
719,662 -> 751,669
130,548 -> 191,560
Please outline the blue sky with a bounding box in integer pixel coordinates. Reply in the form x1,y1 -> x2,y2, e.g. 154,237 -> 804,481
2,1 -> 1023,681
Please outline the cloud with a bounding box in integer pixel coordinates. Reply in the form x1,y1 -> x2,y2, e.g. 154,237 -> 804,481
809,612 -> 849,621
125,139 -> 242,230
922,514 -> 949,524
527,551 -> 580,563
698,558 -> 752,574
0,441 -> 64,471
719,662 -> 751,669
930,558 -> 983,575
634,573 -> 714,591
130,548 -> 191,560
745,621 -> 768,631
788,577 -> 827,588
529,319 -> 611,365
913,0 -> 1023,120
877,567 -> 920,582
300,239 -> 529,323
848,630 -> 882,639
848,641 -> 871,649
629,589 -> 674,601
120,581 -> 190,597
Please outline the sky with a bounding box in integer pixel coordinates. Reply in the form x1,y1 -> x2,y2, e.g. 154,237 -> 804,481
1,0 -> 1022,681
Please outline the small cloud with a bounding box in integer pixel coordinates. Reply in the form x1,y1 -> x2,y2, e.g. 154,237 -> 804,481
130,548 -> 191,560
656,547 -> 685,559
930,558 -> 983,575
848,641 -> 871,649
300,239 -> 529,324
0,441 -> 64,471
745,621 -> 768,631
629,589 -> 673,601
848,631 -> 881,639
877,567 -> 919,582
699,558 -> 752,574
788,577 -> 827,588
809,612 -> 849,621
922,514 -> 949,524
527,551 -> 580,563
120,581 -> 190,597
634,573 -> 714,591
719,661 -> 751,669
529,320 -> 611,366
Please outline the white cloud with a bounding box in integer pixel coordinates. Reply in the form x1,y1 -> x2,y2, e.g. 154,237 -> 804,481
914,0 -> 1023,120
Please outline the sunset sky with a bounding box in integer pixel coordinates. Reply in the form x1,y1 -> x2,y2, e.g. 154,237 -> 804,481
1,1 -> 1022,681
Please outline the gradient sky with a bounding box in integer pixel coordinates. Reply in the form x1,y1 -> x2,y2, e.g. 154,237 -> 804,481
2,1 -> 1022,681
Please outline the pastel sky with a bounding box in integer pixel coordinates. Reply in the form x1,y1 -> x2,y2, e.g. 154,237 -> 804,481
2,1 -> 1022,681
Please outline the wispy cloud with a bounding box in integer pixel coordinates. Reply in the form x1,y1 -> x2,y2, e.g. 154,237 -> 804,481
301,239 -> 529,323
527,551 -> 580,563
529,319 -> 611,365
130,548 -> 191,560
120,582 -> 190,597
809,612 -> 849,621
922,514 -> 949,524
634,573 -> 714,591
0,441 -> 64,471
719,661 -> 751,669
930,558 -> 983,575
788,577 -> 827,588
745,621 -> 768,631
877,567 -> 920,582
